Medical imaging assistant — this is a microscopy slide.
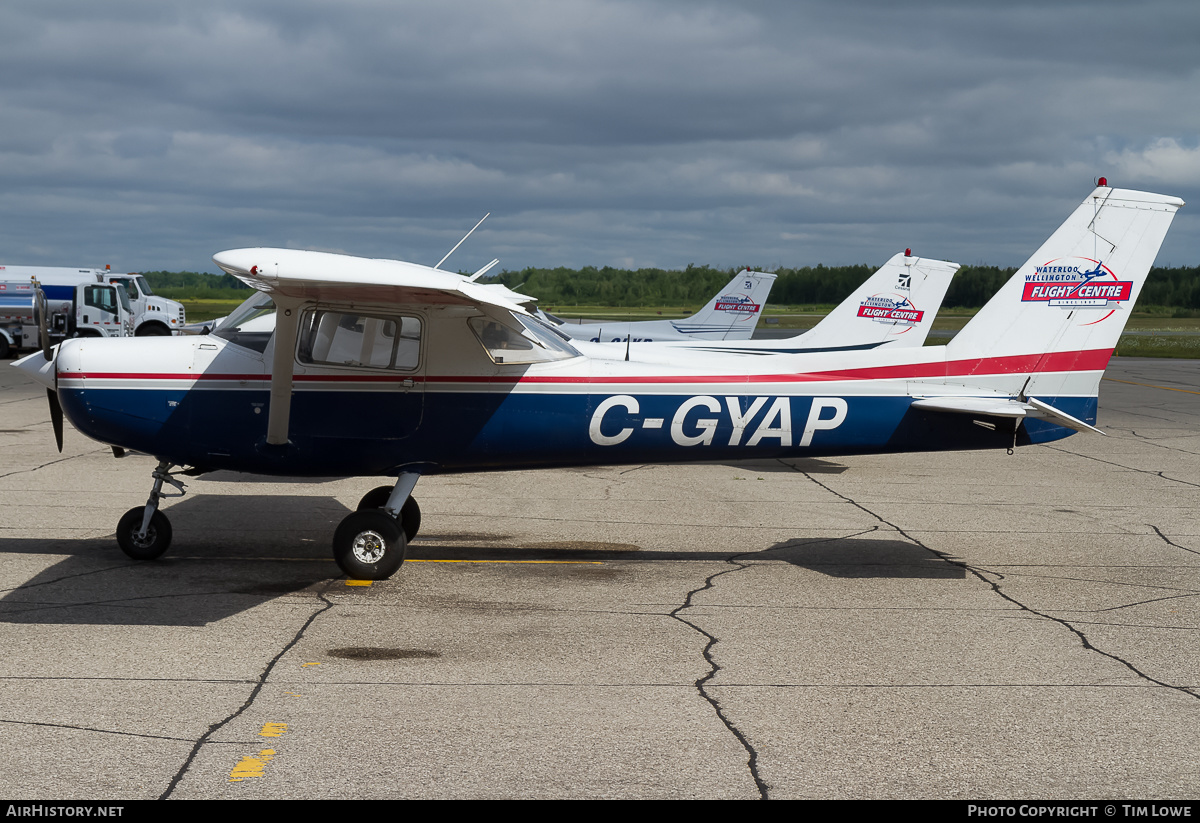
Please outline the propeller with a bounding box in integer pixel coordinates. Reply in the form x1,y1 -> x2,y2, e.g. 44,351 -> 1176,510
47,389 -> 63,453
34,286 -> 51,361
33,284 -> 63,452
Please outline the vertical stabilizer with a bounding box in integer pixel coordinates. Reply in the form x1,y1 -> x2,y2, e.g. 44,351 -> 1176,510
670,269 -> 777,340
799,252 -> 958,350
945,186 -> 1182,414
950,187 -> 1182,363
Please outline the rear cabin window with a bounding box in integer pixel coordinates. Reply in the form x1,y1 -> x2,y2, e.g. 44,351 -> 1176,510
297,309 -> 421,371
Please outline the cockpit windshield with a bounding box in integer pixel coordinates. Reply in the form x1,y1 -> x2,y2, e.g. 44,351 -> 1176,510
469,313 -> 581,364
212,292 -> 276,353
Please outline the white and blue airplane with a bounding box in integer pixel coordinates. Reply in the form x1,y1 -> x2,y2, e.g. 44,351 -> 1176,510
538,268 -> 777,342
12,184 -> 1182,580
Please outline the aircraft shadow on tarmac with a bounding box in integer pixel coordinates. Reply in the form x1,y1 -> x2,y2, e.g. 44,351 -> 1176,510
0,494 -> 959,627
711,457 -> 849,474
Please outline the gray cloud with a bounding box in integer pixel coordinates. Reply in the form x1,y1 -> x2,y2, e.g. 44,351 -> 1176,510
0,0 -> 1196,273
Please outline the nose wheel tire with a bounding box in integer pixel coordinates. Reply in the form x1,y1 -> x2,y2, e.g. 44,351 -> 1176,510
333,510 -> 406,580
356,485 -> 421,542
116,507 -> 173,560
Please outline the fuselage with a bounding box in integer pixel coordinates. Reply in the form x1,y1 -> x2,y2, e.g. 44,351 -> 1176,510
48,302 -> 1092,478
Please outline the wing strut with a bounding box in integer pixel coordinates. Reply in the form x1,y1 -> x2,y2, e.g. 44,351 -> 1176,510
267,298 -> 303,445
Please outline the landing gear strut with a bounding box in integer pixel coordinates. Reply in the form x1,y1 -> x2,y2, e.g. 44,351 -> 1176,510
334,472 -> 420,579
116,460 -> 186,560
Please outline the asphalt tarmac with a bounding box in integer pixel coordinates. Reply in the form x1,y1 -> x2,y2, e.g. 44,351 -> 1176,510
1,357 -> 1198,800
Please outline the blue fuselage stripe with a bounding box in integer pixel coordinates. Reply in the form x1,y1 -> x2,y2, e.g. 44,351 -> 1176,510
58,385 -> 1091,477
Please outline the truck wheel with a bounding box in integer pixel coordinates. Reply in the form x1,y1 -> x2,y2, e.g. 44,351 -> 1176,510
136,324 -> 170,337
0,335 -> 9,359
116,507 -> 173,560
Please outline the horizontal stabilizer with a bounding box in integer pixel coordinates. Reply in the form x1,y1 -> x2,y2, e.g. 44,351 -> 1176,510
910,395 -> 1104,434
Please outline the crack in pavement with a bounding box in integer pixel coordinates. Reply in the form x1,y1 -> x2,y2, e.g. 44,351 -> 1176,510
158,582 -> 337,799
0,449 -> 105,480
665,527 -> 879,800
0,716 -> 196,742
669,557 -> 770,799
1150,524 -> 1200,556
0,564 -> 133,595
796,468 -> 1200,707
1044,445 -> 1200,489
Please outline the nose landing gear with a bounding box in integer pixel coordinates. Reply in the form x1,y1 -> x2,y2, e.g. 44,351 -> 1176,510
115,460 -> 186,560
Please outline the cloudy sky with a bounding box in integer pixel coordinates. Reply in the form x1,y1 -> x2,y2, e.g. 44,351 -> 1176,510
1,0 -> 1197,275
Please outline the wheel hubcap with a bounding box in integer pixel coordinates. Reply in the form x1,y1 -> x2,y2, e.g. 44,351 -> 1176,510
351,530 -> 387,564
132,526 -> 156,548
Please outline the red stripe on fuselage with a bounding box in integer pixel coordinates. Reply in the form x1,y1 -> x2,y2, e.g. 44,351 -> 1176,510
59,349 -> 1114,386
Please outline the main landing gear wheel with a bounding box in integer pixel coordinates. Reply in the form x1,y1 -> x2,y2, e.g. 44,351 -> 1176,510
356,485 -> 421,542
333,510 -> 407,580
116,507 -> 173,560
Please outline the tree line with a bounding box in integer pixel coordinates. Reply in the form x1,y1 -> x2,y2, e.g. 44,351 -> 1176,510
142,264 -> 1200,311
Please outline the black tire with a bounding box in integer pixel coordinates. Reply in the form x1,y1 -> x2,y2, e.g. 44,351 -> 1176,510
135,324 -> 170,337
357,485 -> 393,511
0,335 -> 9,359
333,510 -> 406,580
116,506 -> 173,560
356,485 -> 421,542
399,496 -> 421,543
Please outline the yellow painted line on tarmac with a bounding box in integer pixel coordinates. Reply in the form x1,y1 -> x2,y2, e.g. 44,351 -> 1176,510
1103,377 -> 1200,395
229,749 -> 276,782
259,722 -> 288,738
345,579 -> 373,586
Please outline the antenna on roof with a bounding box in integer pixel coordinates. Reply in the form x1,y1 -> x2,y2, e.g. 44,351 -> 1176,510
469,258 -> 500,281
435,213 -> 489,270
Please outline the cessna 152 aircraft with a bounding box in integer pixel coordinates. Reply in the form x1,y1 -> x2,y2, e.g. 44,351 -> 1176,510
12,184 -> 1181,581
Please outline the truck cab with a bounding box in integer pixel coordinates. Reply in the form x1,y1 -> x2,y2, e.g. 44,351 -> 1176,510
0,279 -> 132,357
102,273 -> 186,336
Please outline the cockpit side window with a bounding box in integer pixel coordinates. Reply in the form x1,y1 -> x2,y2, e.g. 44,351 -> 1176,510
212,293 -> 276,354
297,309 -> 421,371
83,285 -> 118,314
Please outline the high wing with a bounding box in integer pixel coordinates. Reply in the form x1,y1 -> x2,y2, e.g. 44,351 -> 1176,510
213,248 -> 533,314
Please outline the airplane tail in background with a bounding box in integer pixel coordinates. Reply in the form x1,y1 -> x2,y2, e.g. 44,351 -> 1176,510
946,186 -> 1183,397
671,269 -> 777,340
799,252 -> 958,350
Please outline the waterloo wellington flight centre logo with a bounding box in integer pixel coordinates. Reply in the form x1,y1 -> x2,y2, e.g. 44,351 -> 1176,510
1022,257 -> 1132,308
714,292 -> 761,318
856,294 -> 924,325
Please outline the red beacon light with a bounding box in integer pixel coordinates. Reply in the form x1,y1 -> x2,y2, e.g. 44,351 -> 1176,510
1098,177 -> 1108,187
905,248 -> 912,257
